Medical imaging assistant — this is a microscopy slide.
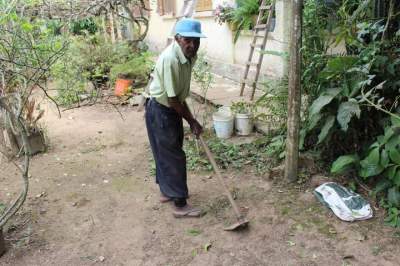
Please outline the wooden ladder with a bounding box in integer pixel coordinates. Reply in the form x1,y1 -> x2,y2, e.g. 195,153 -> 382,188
239,0 -> 275,100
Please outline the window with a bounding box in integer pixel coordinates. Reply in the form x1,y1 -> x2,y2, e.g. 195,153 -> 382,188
157,0 -> 176,16
196,0 -> 213,12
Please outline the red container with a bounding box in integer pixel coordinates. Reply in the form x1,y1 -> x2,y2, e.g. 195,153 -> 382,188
114,78 -> 133,96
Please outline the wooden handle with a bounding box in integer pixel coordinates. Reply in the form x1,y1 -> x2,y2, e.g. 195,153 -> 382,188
198,135 -> 243,219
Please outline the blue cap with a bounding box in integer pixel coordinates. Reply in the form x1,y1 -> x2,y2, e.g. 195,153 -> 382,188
174,18 -> 206,38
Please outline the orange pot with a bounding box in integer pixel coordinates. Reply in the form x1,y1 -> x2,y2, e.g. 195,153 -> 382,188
114,78 -> 133,96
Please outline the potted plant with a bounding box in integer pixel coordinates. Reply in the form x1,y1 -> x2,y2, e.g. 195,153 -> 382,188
230,0 -> 260,43
214,0 -> 274,43
214,2 -> 236,30
109,53 -> 153,96
19,100 -> 46,155
231,100 -> 255,136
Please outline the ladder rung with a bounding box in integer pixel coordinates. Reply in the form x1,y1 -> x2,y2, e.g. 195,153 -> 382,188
255,24 -> 267,29
241,79 -> 256,86
259,5 -> 271,10
254,33 -> 265,38
246,62 -> 259,67
250,43 -> 264,48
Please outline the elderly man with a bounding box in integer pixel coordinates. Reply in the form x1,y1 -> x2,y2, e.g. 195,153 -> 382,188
145,19 -> 206,218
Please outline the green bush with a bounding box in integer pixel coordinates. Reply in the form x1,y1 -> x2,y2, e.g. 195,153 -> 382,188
51,33 -> 149,105
69,18 -> 98,35
302,0 -> 400,226
109,52 -> 154,84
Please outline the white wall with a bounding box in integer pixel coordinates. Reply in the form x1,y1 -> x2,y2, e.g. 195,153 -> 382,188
145,0 -> 290,81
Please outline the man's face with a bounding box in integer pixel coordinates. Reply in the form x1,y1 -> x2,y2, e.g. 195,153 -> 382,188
175,36 -> 200,59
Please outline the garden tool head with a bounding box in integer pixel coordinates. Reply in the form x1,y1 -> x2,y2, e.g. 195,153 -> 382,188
223,217 -> 249,231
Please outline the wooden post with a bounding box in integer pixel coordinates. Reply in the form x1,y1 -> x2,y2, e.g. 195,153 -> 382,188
284,0 -> 303,182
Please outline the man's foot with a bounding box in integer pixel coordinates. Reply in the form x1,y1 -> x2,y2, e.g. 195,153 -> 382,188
173,204 -> 202,218
159,193 -> 172,203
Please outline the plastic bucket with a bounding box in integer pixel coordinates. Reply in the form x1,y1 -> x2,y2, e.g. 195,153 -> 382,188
213,111 -> 234,139
235,113 -> 253,136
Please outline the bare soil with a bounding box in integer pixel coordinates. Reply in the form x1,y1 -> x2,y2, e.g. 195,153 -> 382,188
1,102 -> 400,266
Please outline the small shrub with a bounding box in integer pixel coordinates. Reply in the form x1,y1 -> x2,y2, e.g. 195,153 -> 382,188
109,52 -> 154,84
52,33 -> 149,106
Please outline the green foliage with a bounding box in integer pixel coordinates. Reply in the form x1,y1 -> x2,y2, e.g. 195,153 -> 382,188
303,0 -> 400,225
193,52 -> 213,96
231,100 -> 254,115
52,33 -> 149,106
69,18 -> 98,35
254,78 -> 288,132
331,154 -> 359,174
192,52 -> 214,127
109,52 -> 154,84
184,132 -> 284,174
214,2 -> 235,25
230,0 -> 262,43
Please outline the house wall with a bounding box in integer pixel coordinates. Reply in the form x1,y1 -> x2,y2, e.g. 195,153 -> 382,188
145,0 -> 291,82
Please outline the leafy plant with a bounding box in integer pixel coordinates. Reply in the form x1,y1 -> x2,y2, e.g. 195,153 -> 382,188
214,2 -> 235,25
302,0 -> 400,226
231,100 -> 254,115
230,0 -> 260,43
69,18 -> 98,35
254,78 -> 288,128
109,52 -> 154,84
52,33 -> 148,105
192,52 -> 214,127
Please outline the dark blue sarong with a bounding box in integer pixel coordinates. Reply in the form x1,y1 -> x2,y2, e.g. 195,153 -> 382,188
145,99 -> 188,199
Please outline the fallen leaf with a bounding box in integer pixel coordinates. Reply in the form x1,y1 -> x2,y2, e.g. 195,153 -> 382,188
204,242 -> 212,252
287,240 -> 296,247
328,228 -> 337,234
187,228 -> 202,236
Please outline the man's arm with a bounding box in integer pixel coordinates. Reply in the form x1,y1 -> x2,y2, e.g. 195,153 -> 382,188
168,97 -> 203,137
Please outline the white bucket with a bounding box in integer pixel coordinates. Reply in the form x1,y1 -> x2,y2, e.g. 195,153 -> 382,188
213,111 -> 234,139
235,113 -> 253,136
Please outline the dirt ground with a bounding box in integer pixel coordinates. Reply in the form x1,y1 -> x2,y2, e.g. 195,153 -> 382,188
1,100 -> 400,266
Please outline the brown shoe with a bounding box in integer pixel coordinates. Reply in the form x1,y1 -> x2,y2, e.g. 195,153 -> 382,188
173,204 -> 202,218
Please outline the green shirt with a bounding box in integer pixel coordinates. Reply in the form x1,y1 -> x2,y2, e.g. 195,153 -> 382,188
149,42 -> 196,107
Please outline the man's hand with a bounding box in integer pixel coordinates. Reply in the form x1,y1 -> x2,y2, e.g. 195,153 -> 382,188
168,97 -> 203,137
190,119 -> 203,138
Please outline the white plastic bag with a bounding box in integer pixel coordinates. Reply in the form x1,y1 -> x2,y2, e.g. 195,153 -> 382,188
314,182 -> 373,222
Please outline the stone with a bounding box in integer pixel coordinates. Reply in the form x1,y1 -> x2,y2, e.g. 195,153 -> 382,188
310,175 -> 332,188
129,95 -> 144,106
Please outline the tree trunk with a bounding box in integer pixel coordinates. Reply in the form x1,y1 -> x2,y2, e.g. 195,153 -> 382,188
115,6 -> 123,41
109,10 -> 116,43
101,14 -> 108,41
284,0 -> 303,182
